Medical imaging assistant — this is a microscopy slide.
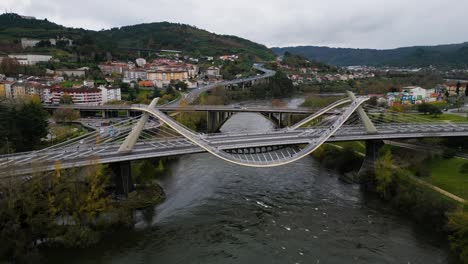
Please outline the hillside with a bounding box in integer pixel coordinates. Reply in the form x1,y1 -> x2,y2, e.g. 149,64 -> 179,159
272,43 -> 468,67
0,13 -> 275,61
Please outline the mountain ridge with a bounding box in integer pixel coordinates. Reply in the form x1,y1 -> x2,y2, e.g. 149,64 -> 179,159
272,42 -> 468,67
0,13 -> 275,61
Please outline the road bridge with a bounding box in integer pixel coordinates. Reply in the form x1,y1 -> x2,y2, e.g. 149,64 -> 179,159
4,92 -> 468,194
3,94 -> 468,176
4,64 -> 468,195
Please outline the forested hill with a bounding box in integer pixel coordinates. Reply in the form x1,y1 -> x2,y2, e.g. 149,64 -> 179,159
272,43 -> 468,67
0,13 -> 275,61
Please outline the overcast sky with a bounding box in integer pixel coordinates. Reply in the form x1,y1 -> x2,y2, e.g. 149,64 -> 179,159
3,0 -> 468,49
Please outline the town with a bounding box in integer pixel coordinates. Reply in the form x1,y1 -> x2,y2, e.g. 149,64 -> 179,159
1,50 -> 466,109
1,7 -> 468,264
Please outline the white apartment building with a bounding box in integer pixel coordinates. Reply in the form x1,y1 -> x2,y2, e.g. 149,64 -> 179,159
123,69 -> 148,81
50,88 -> 102,105
135,58 -> 147,67
8,54 -> 52,65
99,85 -> 122,103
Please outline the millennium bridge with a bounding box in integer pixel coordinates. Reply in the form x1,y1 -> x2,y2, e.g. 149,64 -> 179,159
2,65 -> 468,194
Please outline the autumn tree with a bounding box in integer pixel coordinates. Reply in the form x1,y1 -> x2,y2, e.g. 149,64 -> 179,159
447,209 -> 468,263
53,108 -> 80,122
60,94 -> 73,104
375,150 -> 394,199
0,57 -> 19,75
80,163 -> 111,221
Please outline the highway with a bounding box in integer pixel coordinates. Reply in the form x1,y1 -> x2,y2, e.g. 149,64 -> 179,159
4,117 -> 468,176
44,104 -> 317,114
179,63 -> 276,105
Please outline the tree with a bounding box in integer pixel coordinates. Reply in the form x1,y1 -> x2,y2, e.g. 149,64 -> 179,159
80,164 -> 110,220
447,210 -> 468,263
389,86 -> 399,93
60,94 -> 73,104
151,87 -> 161,99
418,103 -> 442,116
375,151 -> 394,199
35,40 -> 51,48
127,89 -> 136,101
456,81 -> 462,96
173,81 -> 188,92
53,108 -> 80,122
417,103 -> 431,114
368,96 -> 378,106
165,86 -> 176,96
428,106 -> 442,117
465,83 -> 468,97
10,101 -> 49,152
0,57 -> 19,76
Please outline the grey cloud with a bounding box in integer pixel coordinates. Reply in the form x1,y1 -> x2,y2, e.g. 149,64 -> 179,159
4,0 -> 468,49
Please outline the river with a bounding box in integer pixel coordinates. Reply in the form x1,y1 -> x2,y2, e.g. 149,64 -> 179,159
46,112 -> 452,264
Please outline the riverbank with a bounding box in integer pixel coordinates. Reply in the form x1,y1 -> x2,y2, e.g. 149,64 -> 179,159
0,159 -> 169,263
314,142 -> 467,263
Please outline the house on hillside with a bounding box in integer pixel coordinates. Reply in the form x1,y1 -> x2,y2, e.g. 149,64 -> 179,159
8,54 -> 52,65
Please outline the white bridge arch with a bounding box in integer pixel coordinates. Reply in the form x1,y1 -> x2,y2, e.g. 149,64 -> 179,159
129,95 -> 370,168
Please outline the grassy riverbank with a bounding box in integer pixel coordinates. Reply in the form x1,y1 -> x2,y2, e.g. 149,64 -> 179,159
426,157 -> 468,201
313,142 -> 468,263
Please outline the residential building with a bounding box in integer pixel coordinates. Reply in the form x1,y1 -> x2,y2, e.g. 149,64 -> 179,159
20,38 -> 41,49
99,85 -> 122,103
219,55 -> 239,61
55,68 -> 87,77
49,87 -> 102,105
445,84 -> 467,95
11,82 -> 27,99
147,70 -> 189,85
21,37 -> 72,49
124,69 -> 148,81
98,62 -> 132,75
403,86 -> 426,103
83,80 -> 95,88
206,66 -> 220,77
8,54 -> 52,65
0,81 -> 13,98
135,58 -> 147,67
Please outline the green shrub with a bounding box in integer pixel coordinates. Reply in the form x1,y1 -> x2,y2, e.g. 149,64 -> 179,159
459,163 -> 468,174
414,162 -> 431,177
447,210 -> 468,263
62,226 -> 100,248
442,148 -> 457,159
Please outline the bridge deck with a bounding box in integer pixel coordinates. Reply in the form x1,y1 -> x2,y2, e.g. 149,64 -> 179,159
2,123 -> 468,177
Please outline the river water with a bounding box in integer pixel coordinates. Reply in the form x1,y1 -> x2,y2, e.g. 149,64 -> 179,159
46,113 -> 451,264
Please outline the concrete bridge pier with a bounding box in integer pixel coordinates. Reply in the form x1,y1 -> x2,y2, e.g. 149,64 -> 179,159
262,113 -> 281,128
267,113 -> 292,128
276,113 -> 292,128
358,140 -> 384,177
207,111 -> 233,133
109,161 -> 134,196
207,111 -> 219,133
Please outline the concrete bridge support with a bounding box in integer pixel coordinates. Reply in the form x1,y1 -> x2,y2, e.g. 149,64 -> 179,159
207,111 -> 233,133
109,160 -> 134,196
118,98 -> 158,153
358,140 -> 384,177
262,113 -> 293,128
346,91 -> 377,134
